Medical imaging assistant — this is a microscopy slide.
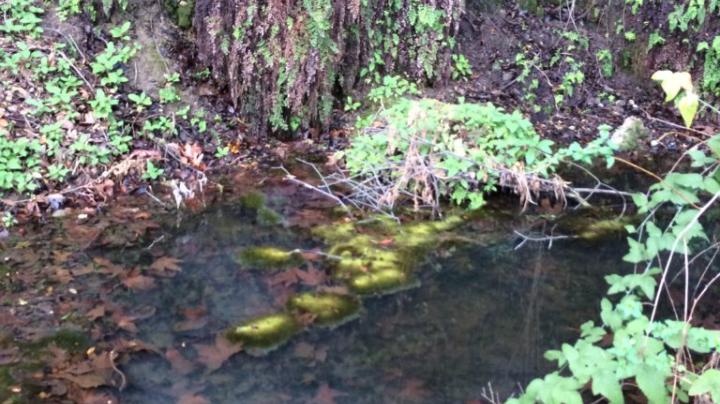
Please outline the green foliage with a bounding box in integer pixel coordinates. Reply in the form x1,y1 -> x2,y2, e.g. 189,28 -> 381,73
367,75 -> 420,105
555,57 -> 585,107
128,92 -> 152,111
90,35 -> 138,90
596,49 -> 613,78
0,0 -> 43,37
512,72 -> 720,404
625,0 -> 644,14
700,36 -> 720,97
623,31 -> 636,42
340,98 -> 615,210
142,161 -> 164,181
647,31 -> 665,51
668,0 -> 719,32
451,54 -> 472,81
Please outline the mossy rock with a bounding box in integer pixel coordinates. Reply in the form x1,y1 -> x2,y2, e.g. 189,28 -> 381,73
349,268 -> 419,296
288,293 -> 361,327
226,313 -> 302,350
235,247 -> 303,270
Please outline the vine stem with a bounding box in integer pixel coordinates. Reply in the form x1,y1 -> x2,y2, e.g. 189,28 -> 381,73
648,190 -> 720,327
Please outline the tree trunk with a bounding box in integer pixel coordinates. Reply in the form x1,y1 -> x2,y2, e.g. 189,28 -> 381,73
192,0 -> 463,135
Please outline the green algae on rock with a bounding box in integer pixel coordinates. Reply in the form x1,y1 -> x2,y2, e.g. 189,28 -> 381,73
349,268 -> 419,296
288,293 -> 361,327
235,247 -> 303,270
257,206 -> 282,226
226,313 -> 302,351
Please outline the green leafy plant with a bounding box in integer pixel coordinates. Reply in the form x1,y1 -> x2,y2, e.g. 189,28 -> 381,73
510,72 -> 720,404
89,89 -> 119,119
647,31 -> 665,51
700,36 -> 720,97
451,54 -> 472,81
596,49 -> 613,78
339,98 -> 615,211
142,160 -> 164,181
366,75 -> 420,105
128,92 -> 152,111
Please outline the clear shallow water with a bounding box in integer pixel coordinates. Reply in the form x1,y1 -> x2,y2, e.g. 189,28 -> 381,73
103,195 -> 626,403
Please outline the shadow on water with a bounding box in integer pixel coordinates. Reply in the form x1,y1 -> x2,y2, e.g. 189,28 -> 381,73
96,190 -> 628,404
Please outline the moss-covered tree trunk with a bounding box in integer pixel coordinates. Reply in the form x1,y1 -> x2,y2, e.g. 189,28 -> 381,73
192,0 -> 463,134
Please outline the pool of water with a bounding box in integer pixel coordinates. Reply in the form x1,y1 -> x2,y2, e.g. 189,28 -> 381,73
94,192 -> 626,403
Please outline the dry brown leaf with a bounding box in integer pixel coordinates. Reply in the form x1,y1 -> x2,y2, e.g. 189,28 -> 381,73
121,269 -> 156,290
165,348 -> 195,375
149,256 -> 182,277
194,334 -> 242,371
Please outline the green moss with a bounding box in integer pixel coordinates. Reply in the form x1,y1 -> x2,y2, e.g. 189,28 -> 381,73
288,293 -> 361,327
349,268 -> 419,295
239,191 -> 266,210
578,219 -> 629,240
226,313 -> 301,350
312,222 -> 356,244
257,206 -> 282,226
176,0 -> 194,29
235,247 -> 303,270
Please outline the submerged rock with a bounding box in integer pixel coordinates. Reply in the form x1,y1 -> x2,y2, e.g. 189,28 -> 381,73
288,293 -> 361,327
235,247 -> 302,270
349,268 -> 419,295
226,313 -> 302,351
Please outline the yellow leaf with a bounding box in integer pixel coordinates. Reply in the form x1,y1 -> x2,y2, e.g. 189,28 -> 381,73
678,92 -> 699,128
651,70 -> 673,82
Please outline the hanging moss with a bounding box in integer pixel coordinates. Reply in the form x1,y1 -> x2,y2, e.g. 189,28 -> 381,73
349,268 -> 419,295
234,247 -> 303,270
226,313 -> 302,350
192,0 -> 462,134
287,293 -> 361,327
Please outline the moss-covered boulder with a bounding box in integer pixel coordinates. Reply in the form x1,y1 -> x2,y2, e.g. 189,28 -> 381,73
234,247 -> 303,270
349,268 -> 419,296
288,293 -> 361,327
226,313 -> 301,350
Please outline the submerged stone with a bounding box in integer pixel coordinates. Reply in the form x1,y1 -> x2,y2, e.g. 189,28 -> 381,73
288,293 -> 361,327
610,116 -> 648,151
176,0 -> 194,29
226,313 -> 301,350
578,219 -> 629,240
235,247 -> 302,270
349,268 -> 419,295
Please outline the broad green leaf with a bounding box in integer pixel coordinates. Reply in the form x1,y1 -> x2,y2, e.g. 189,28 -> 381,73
678,92 -> 699,128
689,369 -> 720,403
592,371 -> 624,404
636,365 -> 669,404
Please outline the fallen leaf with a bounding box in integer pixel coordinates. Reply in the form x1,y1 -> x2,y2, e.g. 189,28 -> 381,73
121,269 -> 156,290
178,394 -> 210,404
268,270 -> 299,287
174,306 -> 208,332
313,383 -> 345,404
293,342 -> 315,359
87,305 -> 106,321
398,378 -> 430,400
194,334 -> 243,371
295,267 -> 325,286
149,256 -> 182,277
165,348 -> 195,375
